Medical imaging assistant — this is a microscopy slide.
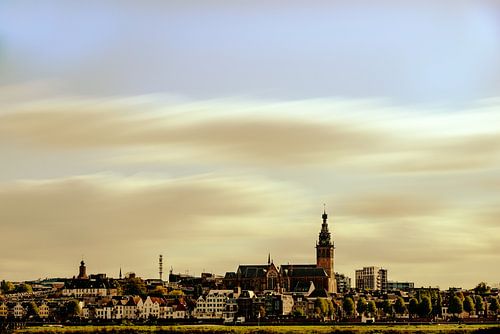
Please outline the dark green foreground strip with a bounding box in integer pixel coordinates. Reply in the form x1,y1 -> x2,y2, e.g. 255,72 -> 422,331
15,324 -> 500,334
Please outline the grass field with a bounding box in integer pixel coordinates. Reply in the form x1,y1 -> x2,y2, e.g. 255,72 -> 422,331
15,324 -> 500,334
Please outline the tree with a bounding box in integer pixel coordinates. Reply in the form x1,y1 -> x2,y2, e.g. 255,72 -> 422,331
26,301 -> 39,318
314,298 -> 329,318
327,299 -> 336,319
1,280 -> 15,294
418,296 -> 432,318
15,283 -> 32,293
433,293 -> 443,317
448,296 -> 463,317
292,307 -> 305,317
408,298 -> 419,318
356,297 -> 367,316
122,277 -> 147,296
474,282 -> 490,295
66,300 -> 81,318
489,297 -> 499,315
168,289 -> 185,297
366,300 -> 377,317
463,296 -> 475,316
148,286 -> 166,297
58,300 -> 81,320
474,295 -> 484,314
343,297 -> 355,318
455,291 -> 465,301
394,297 -> 407,316
474,295 -> 485,316
382,299 -> 393,317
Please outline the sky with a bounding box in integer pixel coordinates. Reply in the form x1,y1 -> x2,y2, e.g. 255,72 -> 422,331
0,1 -> 499,289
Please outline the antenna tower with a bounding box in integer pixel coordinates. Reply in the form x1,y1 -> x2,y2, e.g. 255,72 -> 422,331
159,254 -> 163,281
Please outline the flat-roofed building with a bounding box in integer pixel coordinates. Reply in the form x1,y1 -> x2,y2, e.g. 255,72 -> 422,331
355,266 -> 387,291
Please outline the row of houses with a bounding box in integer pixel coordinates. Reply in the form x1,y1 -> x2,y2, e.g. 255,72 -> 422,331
0,302 -> 50,319
83,296 -> 187,320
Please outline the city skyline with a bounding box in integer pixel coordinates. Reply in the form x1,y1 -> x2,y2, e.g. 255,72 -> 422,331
1,1 -> 500,289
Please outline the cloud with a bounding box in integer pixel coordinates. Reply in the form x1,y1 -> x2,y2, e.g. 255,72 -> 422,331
336,193 -> 445,219
385,133 -> 500,173
1,90 -> 500,287
0,174 -> 304,279
3,95 -> 500,173
0,97 -> 391,166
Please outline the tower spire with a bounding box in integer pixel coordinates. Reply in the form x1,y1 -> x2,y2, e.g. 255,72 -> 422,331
316,206 -> 336,293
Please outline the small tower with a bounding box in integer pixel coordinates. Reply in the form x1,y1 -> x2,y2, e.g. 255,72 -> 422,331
78,260 -> 88,279
316,206 -> 336,293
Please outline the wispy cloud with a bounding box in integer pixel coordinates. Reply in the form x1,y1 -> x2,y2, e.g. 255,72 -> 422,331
1,88 -> 500,287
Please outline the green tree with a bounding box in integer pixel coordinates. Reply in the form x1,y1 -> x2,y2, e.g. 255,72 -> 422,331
343,297 -> 355,318
463,296 -> 475,316
474,295 -> 485,316
418,296 -> 432,318
15,283 -> 32,293
382,299 -> 393,316
122,277 -> 147,296
433,293 -> 443,317
356,297 -> 367,316
408,298 -> 419,318
66,300 -> 81,318
314,298 -> 329,318
366,300 -> 377,317
394,297 -> 407,316
26,301 -> 39,318
448,295 -> 463,317
58,300 -> 81,320
1,280 -> 15,294
474,282 -> 490,295
168,289 -> 185,297
489,297 -> 499,315
292,307 -> 305,317
455,291 -> 465,301
327,299 -> 336,319
148,285 -> 166,297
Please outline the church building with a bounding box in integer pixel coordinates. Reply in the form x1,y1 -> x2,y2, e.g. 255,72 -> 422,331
223,208 -> 337,293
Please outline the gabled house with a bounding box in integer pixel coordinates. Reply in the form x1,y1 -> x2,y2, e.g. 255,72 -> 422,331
194,289 -> 237,319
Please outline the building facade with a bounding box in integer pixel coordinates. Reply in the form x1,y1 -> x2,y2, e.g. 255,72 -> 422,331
355,266 -> 387,291
335,273 -> 352,293
387,281 -> 414,291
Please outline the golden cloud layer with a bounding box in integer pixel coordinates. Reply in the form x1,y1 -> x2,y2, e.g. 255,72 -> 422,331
1,90 -> 500,287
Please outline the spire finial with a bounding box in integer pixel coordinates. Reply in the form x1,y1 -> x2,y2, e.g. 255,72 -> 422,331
323,203 -> 326,214
268,253 -> 271,265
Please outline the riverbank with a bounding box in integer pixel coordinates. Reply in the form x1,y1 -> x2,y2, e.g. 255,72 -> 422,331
13,324 -> 500,334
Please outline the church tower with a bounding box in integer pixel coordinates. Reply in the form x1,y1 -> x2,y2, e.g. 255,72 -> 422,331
316,207 -> 337,293
78,260 -> 88,279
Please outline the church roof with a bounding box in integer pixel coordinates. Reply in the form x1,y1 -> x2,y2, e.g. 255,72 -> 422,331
309,288 -> 329,298
237,265 -> 269,278
292,281 -> 315,293
281,266 -> 328,278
